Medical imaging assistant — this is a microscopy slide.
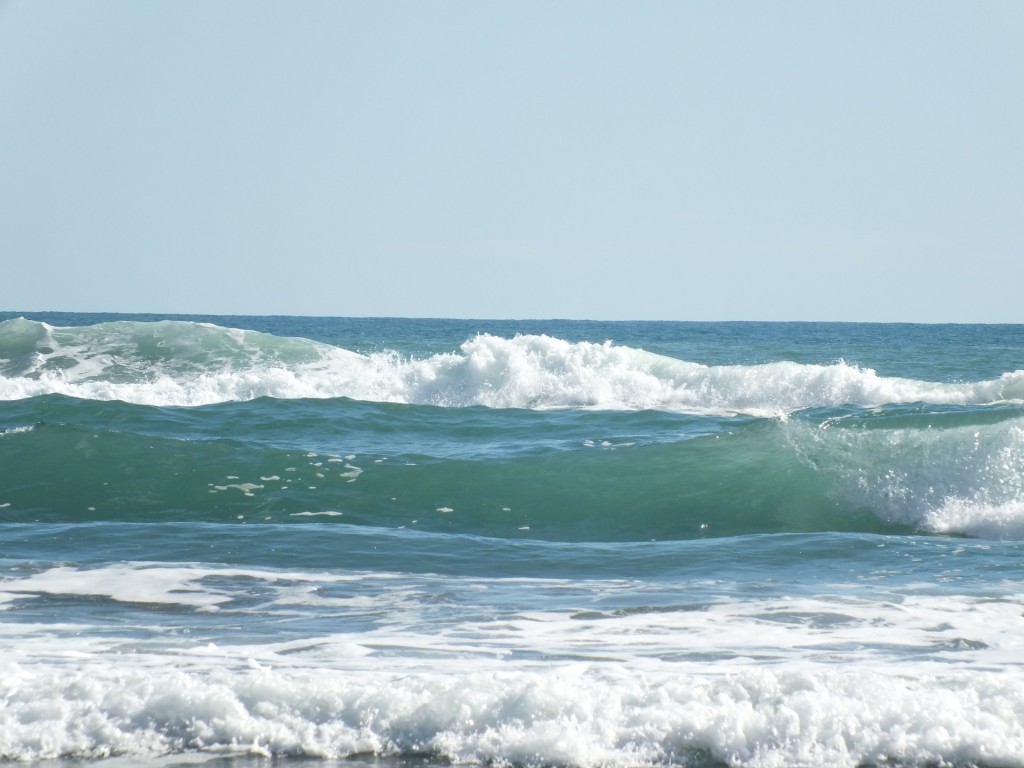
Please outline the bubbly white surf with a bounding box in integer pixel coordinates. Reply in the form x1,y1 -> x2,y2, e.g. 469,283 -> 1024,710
787,418 -> 1024,539
3,560 -> 1024,766
2,320 -> 1023,414
3,660 -> 1024,766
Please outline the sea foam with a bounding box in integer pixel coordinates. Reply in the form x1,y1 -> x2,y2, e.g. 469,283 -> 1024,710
2,319 -> 1022,414
1,660 -> 1023,766
790,417 -> 1024,539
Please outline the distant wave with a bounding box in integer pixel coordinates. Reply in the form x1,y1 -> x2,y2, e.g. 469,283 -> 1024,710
2,318 -> 1023,413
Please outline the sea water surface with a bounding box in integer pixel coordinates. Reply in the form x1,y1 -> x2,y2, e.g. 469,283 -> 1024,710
1,313 -> 1023,767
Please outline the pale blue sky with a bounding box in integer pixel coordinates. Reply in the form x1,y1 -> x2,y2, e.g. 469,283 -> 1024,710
1,1 -> 1021,321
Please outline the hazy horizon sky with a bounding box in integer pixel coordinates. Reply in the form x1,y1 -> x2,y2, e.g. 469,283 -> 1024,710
1,1 -> 1021,322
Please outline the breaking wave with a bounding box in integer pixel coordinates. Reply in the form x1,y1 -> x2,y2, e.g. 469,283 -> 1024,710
2,318 -> 1022,414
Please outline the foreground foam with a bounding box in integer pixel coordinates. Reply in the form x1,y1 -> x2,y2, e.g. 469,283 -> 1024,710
1,660 -> 1022,766
2,319 -> 1023,413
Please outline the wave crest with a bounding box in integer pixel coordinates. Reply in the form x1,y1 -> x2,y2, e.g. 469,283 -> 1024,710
790,415 -> 1024,539
2,319 -> 1022,414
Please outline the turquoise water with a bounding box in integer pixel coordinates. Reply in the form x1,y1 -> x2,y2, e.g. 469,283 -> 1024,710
1,313 -> 1023,767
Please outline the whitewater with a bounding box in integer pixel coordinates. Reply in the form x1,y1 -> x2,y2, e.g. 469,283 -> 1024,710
2,317 -> 1022,413
1,313 -> 1024,767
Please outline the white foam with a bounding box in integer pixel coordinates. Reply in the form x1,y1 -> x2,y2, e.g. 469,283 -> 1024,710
0,659 -> 1022,765
3,559 -> 1024,764
361,336 -> 1024,415
3,322 -> 1022,414
5,563 -> 1022,669
0,425 -> 34,437
0,564 -> 389,612
924,499 -> 1024,539
0,565 -> 232,610
792,418 -> 1024,539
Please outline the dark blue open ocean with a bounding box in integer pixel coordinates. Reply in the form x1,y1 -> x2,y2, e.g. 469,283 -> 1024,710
2,313 -> 1023,767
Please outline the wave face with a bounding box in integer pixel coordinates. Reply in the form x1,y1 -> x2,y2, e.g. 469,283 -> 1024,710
2,317 -> 1022,412
4,397 -> 1024,540
3,315 -> 1024,767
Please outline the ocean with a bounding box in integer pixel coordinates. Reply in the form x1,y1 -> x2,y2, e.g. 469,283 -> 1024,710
1,312 -> 1023,768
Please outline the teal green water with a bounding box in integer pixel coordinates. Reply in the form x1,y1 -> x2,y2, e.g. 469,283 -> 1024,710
1,314 -> 1024,767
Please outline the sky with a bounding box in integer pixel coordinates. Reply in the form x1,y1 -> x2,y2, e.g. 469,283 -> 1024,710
0,1 -> 1021,322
